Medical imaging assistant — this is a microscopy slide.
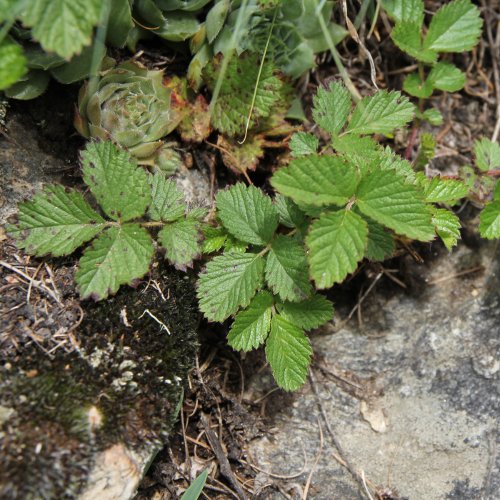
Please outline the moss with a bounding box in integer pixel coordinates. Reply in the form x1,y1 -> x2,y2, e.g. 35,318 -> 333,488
0,262 -> 199,498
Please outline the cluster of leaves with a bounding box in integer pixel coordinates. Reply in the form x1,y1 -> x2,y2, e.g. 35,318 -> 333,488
7,141 -> 206,300
383,0 -> 482,125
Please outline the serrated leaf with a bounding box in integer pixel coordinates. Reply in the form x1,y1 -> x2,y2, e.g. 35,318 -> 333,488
289,132 -> 319,157
265,235 -> 312,302
306,210 -> 368,289
420,108 -> 443,126
332,135 -> 379,157
21,0 -> 101,60
428,62 -> 465,92
76,224 -> 154,300
418,175 -> 468,204
158,218 -> 202,270
423,0 -> 482,53
432,208 -> 461,249
271,155 -> 359,207
8,185 -> 105,257
346,90 -> 414,136
415,133 -> 437,170
81,141 -> 151,222
356,170 -> 435,241
218,134 -> 265,175
216,183 -> 278,245
479,201 -> 500,240
365,218 -> 396,261
228,291 -> 273,351
202,225 -> 227,253
377,147 -> 416,183
382,0 -> 424,25
391,22 -> 437,63
197,252 -> 265,322
0,38 -> 26,91
277,295 -> 334,330
149,173 -> 186,222
265,315 -> 312,391
274,194 -> 306,228
312,81 -> 351,136
403,73 -> 433,98
474,138 -> 500,171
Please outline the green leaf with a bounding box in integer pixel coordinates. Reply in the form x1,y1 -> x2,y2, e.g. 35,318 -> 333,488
81,141 -> 151,222
50,44 -> 103,84
265,315 -> 312,391
216,183 -> 278,245
382,0 -> 424,25
181,469 -> 208,500
265,235 -> 312,302
21,0 -> 101,60
479,201 -> 500,239
205,0 -> 229,43
149,173 -> 186,222
107,0 -> 134,48
271,155 -> 359,207
158,218 -> 202,270
228,291 -> 274,351
474,138 -> 500,171
277,295 -> 334,331
403,73 -> 433,98
423,0 -> 482,53
418,175 -> 468,204
356,170 -> 435,241
197,252 -> 265,322
312,81 -> 351,136
76,224 -> 154,300
428,62 -> 465,92
365,218 -> 396,261
331,135 -> 379,158
346,90 -> 414,136
202,225 -> 227,253
306,210 -> 368,289
8,185 -> 105,257
415,133 -> 437,169
0,38 -> 26,91
391,22 -> 437,63
377,147 -> 416,183
4,69 -> 49,100
420,108 -> 443,126
289,132 -> 319,157
431,208 -> 461,249
274,194 -> 306,229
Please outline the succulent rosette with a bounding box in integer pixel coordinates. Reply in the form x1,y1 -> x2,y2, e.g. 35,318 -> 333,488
75,61 -> 182,163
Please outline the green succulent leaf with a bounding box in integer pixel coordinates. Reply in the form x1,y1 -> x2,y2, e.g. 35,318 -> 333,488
474,138 -> 500,171
21,0 -> 101,59
365,218 -> 396,261
274,194 -> 306,229
423,0 -> 482,53
149,174 -> 186,222
289,132 -> 319,157
346,90 -> 415,136
306,209 -> 368,289
356,170 -> 435,241
158,218 -> 202,270
418,175 -> 468,204
265,315 -> 312,391
7,185 -> 105,257
479,201 -> 500,240
107,0 -> 134,48
81,141 -> 151,222
76,224 -> 154,300
265,235 -> 312,302
206,0 -> 230,43
382,0 -> 424,25
403,73 -> 433,99
228,291 -> 274,351
0,38 -> 26,91
391,22 -> 437,63
197,252 -> 265,322
216,183 -> 279,245
428,62 -> 466,92
431,208 -> 461,250
312,81 -> 352,136
271,155 -> 359,207
277,295 -> 334,331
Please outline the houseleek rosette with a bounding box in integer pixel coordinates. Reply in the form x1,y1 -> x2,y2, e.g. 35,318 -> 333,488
75,61 -> 181,163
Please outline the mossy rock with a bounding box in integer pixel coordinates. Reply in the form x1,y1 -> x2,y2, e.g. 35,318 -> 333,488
0,261 -> 199,499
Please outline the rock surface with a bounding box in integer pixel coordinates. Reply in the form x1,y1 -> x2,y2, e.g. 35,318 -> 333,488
247,241 -> 499,499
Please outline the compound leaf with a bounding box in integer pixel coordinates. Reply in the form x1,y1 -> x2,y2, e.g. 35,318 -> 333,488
271,155 -> 359,207
365,218 -> 396,261
306,209 -> 368,289
289,132 -> 319,157
76,224 -> 154,300
474,138 -> 500,171
158,218 -> 202,270
274,194 -> 306,229
265,315 -> 312,391
312,81 -> 352,136
277,295 -> 334,331
149,173 -> 186,222
428,62 -> 465,92
356,170 -> 435,241
418,175 -> 468,204
431,208 -> 461,249
423,0 -> 482,53
228,291 -> 273,351
197,252 -> 265,322
479,201 -> 500,240
8,185 -> 105,257
265,235 -> 312,302
346,90 -> 415,135
81,141 -> 151,222
216,183 -> 278,245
